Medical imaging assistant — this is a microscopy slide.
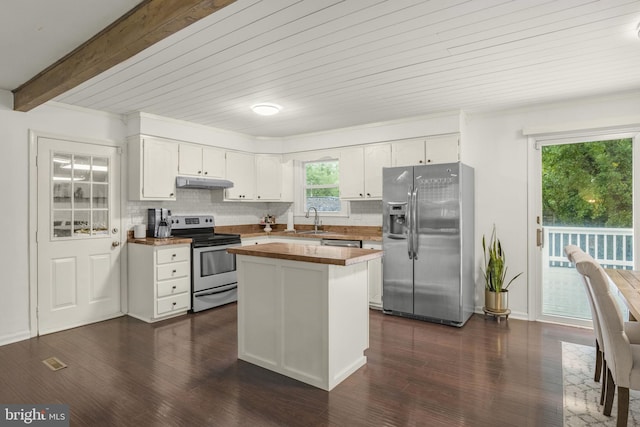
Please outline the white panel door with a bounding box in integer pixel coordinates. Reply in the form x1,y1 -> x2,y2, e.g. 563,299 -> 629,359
37,137 -> 122,335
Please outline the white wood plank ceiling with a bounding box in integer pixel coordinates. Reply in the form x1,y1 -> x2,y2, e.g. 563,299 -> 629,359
0,0 -> 143,90
51,0 -> 640,137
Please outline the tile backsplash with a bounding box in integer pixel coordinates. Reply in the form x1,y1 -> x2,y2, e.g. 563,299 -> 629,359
126,188 -> 383,230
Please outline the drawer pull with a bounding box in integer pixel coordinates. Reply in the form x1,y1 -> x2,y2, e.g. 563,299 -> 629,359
172,253 -> 177,258
172,285 -> 177,290
172,302 -> 177,306
172,269 -> 177,274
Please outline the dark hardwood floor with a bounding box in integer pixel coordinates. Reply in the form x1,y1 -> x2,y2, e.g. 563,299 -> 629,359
0,305 -> 592,426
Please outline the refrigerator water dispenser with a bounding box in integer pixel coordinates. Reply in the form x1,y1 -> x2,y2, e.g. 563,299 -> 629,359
387,202 -> 407,235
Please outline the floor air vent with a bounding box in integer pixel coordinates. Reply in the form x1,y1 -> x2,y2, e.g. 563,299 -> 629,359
42,357 -> 67,371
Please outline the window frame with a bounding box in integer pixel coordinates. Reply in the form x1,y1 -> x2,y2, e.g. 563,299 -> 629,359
296,158 -> 349,217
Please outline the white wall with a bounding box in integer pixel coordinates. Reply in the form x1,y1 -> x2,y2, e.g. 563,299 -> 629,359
3,88 -> 640,345
0,96 -> 127,345
465,92 -> 640,318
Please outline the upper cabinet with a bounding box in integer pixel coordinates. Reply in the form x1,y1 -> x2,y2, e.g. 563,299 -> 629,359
255,155 -> 282,201
128,137 -> 178,201
339,144 -> 391,200
178,143 -> 225,178
225,152 -> 283,201
225,151 -> 256,200
391,134 -> 459,166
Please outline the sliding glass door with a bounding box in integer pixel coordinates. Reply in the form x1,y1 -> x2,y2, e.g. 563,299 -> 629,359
533,134 -> 636,325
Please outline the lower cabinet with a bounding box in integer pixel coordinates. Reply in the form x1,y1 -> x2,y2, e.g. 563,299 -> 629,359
128,243 -> 191,322
364,241 -> 383,309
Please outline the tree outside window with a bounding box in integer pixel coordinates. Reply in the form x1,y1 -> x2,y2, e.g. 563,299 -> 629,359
542,138 -> 632,228
304,160 -> 342,212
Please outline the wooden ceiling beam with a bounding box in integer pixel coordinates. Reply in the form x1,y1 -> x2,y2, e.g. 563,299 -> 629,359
12,0 -> 236,112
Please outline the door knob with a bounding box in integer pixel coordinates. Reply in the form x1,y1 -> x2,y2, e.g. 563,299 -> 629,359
112,241 -> 120,247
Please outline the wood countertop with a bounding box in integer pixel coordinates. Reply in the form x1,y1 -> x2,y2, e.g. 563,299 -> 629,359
216,224 -> 382,242
127,236 -> 192,246
228,242 -> 383,266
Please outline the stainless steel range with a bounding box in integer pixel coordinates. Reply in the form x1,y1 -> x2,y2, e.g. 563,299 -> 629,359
171,215 -> 241,312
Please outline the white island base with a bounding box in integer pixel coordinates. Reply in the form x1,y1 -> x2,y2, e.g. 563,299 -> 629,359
236,254 -> 370,391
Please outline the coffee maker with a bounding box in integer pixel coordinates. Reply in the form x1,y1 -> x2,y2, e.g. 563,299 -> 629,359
147,208 -> 172,238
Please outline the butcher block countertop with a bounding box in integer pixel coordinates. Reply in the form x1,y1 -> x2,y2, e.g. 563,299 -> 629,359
127,236 -> 192,246
216,224 -> 382,242
227,242 -> 383,266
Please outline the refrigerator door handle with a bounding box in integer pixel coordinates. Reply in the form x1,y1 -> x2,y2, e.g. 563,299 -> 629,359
407,187 -> 413,260
412,187 -> 419,260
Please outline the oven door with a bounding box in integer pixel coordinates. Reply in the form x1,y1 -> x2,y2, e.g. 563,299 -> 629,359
192,243 -> 239,293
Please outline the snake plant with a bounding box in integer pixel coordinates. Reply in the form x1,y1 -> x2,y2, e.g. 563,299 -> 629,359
482,225 -> 522,293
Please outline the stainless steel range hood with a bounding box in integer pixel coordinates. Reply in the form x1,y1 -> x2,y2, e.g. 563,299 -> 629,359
176,176 -> 234,189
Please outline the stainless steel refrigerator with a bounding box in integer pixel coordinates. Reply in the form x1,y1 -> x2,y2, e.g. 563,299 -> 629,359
382,162 -> 474,327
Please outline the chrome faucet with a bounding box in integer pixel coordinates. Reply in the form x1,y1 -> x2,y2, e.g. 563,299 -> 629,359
305,206 -> 320,232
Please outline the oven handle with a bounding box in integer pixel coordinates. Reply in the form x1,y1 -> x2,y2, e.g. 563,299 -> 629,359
192,243 -> 242,251
194,283 -> 237,297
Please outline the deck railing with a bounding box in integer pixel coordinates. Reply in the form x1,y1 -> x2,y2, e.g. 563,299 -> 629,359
544,226 -> 633,269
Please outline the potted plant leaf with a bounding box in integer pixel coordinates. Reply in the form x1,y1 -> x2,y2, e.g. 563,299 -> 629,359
482,225 -> 523,313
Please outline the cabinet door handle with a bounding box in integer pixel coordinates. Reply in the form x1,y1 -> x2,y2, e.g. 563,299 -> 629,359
366,193 -> 371,197
170,192 -> 174,197
359,193 -> 363,197
198,170 -> 202,174
204,171 -> 208,175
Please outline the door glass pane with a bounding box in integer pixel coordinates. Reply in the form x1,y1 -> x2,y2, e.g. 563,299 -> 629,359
74,183 -> 90,208
51,152 -> 109,240
541,138 -> 633,320
74,211 -> 90,236
53,182 -> 71,209
92,183 -> 108,208
53,211 -> 71,238
92,210 -> 109,235
72,156 -> 91,181
92,157 -> 108,182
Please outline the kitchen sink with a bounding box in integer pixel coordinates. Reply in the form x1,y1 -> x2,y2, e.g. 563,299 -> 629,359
296,230 -> 332,235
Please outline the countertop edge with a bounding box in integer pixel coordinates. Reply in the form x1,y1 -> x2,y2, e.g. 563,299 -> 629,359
127,237 -> 192,246
228,243 -> 383,266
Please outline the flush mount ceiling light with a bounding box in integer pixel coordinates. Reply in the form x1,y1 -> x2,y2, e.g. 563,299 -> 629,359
251,103 -> 282,116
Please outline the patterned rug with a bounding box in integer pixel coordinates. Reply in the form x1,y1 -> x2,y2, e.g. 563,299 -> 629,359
563,342 -> 640,426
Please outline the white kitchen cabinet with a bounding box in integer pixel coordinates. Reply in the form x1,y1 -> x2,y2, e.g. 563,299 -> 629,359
225,151 -> 256,200
339,144 -> 390,200
392,134 -> 459,166
280,159 -> 294,202
363,241 -> 383,309
225,152 -> 284,201
236,254 -> 369,391
241,236 -> 269,246
128,243 -> 191,322
178,143 -> 225,178
364,145 -> 391,198
128,137 -> 178,201
255,155 -> 282,200
339,147 -> 365,199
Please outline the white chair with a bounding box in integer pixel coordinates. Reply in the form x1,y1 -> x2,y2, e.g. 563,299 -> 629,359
565,245 -> 606,394
574,256 -> 640,426
565,245 -> 640,406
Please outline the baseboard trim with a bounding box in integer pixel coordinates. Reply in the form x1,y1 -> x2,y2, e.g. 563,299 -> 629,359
0,330 -> 31,347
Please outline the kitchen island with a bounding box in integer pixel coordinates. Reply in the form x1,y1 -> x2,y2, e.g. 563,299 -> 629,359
227,242 -> 383,391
